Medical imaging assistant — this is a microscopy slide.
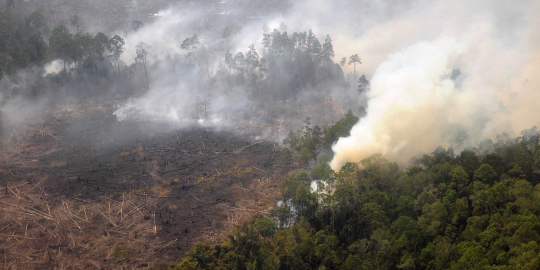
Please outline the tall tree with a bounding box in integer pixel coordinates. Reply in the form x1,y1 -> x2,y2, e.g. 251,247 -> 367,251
245,44 -> 259,86
131,20 -> 144,32
224,50 -> 235,91
180,34 -> 200,54
108,35 -> 124,75
135,42 -> 149,90
348,54 -> 362,105
358,75 -> 369,107
49,24 -> 74,70
310,37 -> 322,61
322,35 -> 335,78
340,57 -> 346,67
27,11 -> 47,33
74,32 -> 94,67
245,44 -> 259,65
93,33 -> 109,59
181,34 -> 200,65
70,14 -> 82,33
234,52 -> 245,77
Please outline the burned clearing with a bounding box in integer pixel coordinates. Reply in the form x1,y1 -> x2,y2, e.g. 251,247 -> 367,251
0,100 -> 287,269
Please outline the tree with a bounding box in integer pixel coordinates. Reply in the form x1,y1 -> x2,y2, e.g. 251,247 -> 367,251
473,164 -> 498,185
27,11 -> 46,32
49,24 -> 74,70
321,35 -> 335,77
26,32 -> 47,64
457,149 -> 480,178
358,75 -> 369,108
108,35 -> 124,75
340,57 -> 346,67
362,202 -> 390,234
93,33 -> 109,59
322,110 -> 359,148
418,201 -> 448,237
348,54 -> 362,105
234,52 -> 245,76
180,34 -> 200,54
246,44 -> 259,60
131,20 -> 144,32
300,147 -> 313,165
449,166 -> 469,195
225,50 -> 235,75
390,216 -> 425,252
74,32 -> 94,67
70,14 -> 82,32
253,218 -> 277,238
135,42 -> 149,90
245,44 -> 259,70
348,54 -> 361,73
311,37 -> 322,61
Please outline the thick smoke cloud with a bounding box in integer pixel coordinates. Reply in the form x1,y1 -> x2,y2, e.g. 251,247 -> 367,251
113,2 -> 266,127
329,0 -> 540,169
112,1 -> 323,139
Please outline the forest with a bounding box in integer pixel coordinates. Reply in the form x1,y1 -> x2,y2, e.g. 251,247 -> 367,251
2,0 -> 540,269
174,122 -> 540,269
0,3 -> 364,122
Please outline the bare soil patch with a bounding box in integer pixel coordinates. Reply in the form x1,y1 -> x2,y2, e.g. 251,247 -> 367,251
0,100 -> 287,269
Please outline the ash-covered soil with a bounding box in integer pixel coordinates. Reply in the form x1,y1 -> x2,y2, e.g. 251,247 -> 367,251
0,100 -> 287,269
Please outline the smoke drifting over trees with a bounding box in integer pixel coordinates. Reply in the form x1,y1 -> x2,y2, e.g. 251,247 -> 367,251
1,0 -> 540,165
93,0 -> 540,170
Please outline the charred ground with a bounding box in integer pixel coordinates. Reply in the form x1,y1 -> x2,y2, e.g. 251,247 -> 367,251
0,99 -> 288,269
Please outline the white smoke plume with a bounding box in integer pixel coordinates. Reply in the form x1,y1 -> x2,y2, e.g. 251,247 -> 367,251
113,2 -> 268,126
330,0 -> 540,170
43,60 -> 63,77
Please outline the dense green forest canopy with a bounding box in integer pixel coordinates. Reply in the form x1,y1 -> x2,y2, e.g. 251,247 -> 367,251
173,121 -> 540,270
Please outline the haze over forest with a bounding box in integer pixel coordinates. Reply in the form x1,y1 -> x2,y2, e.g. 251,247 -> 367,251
2,0 -> 540,269
2,0 -> 539,169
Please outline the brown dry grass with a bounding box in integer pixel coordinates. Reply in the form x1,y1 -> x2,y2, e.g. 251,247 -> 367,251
0,98 -> 288,269
49,161 -> 67,168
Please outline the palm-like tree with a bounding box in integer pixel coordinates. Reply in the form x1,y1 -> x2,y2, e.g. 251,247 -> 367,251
348,54 -> 362,84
